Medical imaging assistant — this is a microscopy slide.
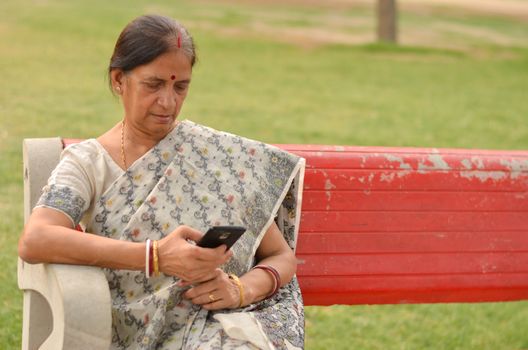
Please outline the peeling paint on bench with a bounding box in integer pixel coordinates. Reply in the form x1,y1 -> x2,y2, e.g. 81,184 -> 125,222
283,144 -> 528,305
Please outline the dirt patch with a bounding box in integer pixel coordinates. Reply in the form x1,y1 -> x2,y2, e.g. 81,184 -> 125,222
188,0 -> 528,53
435,22 -> 523,46
208,0 -> 528,20
402,0 -> 528,21
187,19 -> 373,49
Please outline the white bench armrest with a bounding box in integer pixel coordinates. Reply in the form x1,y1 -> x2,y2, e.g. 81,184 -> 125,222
18,138 -> 112,350
18,261 -> 112,349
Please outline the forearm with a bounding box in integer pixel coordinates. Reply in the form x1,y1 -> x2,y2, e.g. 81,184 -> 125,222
240,250 -> 297,305
19,224 -> 145,271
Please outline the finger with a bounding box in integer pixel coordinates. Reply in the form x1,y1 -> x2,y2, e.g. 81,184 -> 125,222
202,299 -> 227,311
177,279 -> 191,287
183,267 -> 218,283
194,245 -> 232,263
183,270 -> 222,298
223,248 -> 234,261
177,225 -> 204,242
188,266 -> 223,281
195,269 -> 222,283
224,249 -> 233,260
177,278 -> 198,287
182,271 -> 217,286
212,244 -> 228,254
190,289 -> 222,306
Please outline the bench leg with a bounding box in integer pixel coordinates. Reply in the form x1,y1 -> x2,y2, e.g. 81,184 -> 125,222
22,290 -> 53,350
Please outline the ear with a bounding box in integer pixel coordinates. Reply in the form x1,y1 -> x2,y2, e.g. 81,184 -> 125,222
110,69 -> 125,94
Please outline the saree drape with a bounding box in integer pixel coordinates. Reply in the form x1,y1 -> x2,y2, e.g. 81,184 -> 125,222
37,120 -> 306,350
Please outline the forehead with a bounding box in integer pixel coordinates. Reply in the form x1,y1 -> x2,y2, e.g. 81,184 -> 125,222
133,50 -> 192,80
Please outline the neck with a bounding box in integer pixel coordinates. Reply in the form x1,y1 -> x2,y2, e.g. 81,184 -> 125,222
123,121 -> 176,149
120,119 -> 177,170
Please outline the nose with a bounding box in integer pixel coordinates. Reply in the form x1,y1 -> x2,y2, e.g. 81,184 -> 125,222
157,88 -> 177,111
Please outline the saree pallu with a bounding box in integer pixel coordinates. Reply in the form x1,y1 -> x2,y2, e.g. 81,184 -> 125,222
87,121 -> 305,349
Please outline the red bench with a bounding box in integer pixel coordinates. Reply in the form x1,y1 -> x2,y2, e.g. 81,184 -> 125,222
288,144 -> 528,305
18,138 -> 528,349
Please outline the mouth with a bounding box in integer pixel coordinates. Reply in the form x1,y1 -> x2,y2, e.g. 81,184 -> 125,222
151,113 -> 174,124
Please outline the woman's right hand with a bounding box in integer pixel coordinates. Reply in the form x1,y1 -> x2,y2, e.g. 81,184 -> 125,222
157,225 -> 232,283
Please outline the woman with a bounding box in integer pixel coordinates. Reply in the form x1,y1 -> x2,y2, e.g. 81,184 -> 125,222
19,14 -> 305,350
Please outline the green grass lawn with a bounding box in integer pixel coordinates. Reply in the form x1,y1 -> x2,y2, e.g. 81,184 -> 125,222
1,0 -> 528,349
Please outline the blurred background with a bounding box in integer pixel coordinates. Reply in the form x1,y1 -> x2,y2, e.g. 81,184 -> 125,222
1,0 -> 527,348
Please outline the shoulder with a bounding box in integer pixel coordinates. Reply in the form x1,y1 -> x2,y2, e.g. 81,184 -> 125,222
53,139 -> 110,184
180,120 -> 303,164
62,139 -> 101,159
67,138 -> 100,150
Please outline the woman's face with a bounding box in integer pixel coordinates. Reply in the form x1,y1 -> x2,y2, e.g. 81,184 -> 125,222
113,49 -> 192,138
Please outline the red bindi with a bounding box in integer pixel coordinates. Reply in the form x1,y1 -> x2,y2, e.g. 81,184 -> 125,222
170,75 -> 176,80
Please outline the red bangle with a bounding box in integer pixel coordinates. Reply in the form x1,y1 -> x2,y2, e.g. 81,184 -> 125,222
253,265 -> 281,298
149,243 -> 154,276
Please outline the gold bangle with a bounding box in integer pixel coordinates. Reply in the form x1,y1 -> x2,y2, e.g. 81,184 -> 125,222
228,274 -> 244,308
153,240 -> 160,277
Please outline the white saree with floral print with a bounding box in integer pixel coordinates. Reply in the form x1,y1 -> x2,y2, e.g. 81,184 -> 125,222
36,120 -> 306,350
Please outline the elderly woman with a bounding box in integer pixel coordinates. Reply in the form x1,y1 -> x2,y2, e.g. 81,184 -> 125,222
19,14 -> 305,350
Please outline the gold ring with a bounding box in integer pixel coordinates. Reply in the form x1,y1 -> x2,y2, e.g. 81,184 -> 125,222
208,293 -> 215,302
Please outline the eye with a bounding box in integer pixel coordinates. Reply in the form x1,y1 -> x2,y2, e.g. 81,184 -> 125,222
174,84 -> 189,93
146,83 -> 162,90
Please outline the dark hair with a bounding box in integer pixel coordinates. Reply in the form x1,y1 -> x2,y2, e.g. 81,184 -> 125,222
108,15 -> 197,89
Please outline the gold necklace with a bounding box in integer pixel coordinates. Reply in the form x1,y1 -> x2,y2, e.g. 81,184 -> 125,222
120,120 -> 127,169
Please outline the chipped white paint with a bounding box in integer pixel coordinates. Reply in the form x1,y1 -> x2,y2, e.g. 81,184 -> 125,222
515,192 -> 527,199
460,170 -> 507,182
462,156 -> 485,170
481,262 -> 498,274
324,179 -> 336,190
380,168 -> 413,183
461,159 -> 472,170
381,173 -> 395,183
500,159 -> 528,179
360,156 -> 367,169
459,156 -> 528,182
418,150 -> 451,173
334,146 -> 346,152
324,178 -> 336,203
472,156 -> 485,169
368,173 -> 375,183
460,155 -> 510,182
385,154 -> 413,170
397,170 -> 412,178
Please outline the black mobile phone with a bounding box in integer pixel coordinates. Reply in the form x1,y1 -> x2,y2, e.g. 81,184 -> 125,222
197,226 -> 247,249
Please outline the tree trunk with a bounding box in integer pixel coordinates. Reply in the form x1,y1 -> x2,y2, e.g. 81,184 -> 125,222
377,0 -> 398,43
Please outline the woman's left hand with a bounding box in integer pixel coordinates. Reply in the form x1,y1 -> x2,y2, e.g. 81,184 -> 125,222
183,268 -> 242,310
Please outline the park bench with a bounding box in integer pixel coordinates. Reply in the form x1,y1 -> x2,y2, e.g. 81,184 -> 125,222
18,137 -> 528,349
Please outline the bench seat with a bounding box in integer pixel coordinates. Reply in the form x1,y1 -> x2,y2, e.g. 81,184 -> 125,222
18,138 -> 528,349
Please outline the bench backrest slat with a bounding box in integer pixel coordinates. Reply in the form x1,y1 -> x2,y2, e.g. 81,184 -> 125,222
285,145 -> 528,305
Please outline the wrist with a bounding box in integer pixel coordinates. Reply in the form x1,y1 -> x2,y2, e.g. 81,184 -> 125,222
240,277 -> 254,306
228,274 -> 246,308
156,238 -> 170,275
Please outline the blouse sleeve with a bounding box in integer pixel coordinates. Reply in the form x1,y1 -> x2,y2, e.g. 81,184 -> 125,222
35,144 -> 93,227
